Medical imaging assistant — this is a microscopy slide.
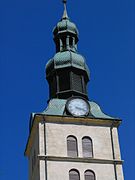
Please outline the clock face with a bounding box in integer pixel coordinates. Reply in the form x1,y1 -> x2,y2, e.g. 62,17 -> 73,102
66,97 -> 90,116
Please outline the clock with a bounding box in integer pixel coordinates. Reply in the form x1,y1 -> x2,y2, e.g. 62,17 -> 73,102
66,97 -> 90,117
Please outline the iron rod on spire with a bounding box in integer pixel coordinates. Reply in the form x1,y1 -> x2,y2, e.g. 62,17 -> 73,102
62,0 -> 68,19
62,0 -> 67,10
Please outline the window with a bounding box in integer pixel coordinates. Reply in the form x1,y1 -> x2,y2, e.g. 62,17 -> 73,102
69,37 -> 73,47
67,136 -> 78,157
50,76 -> 56,97
61,37 -> 66,50
59,71 -> 70,91
82,137 -> 93,157
84,170 -> 95,180
56,41 -> 60,52
72,73 -> 83,93
69,169 -> 80,180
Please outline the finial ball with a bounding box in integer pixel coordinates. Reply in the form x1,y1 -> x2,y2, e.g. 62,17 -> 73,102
62,0 -> 67,4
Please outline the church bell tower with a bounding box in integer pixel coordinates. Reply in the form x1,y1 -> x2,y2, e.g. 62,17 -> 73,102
25,1 -> 124,180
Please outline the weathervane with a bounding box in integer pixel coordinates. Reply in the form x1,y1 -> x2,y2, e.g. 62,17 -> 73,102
62,0 -> 69,19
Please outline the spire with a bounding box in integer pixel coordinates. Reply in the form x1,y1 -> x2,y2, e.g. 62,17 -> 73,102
46,0 -> 90,100
62,0 -> 69,19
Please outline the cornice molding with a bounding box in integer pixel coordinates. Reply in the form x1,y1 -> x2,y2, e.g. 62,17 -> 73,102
38,155 -> 123,165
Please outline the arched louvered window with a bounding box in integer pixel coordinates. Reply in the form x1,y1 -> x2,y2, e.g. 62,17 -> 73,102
67,136 -> 78,157
82,137 -> 93,157
84,170 -> 96,180
59,71 -> 70,91
69,169 -> 80,180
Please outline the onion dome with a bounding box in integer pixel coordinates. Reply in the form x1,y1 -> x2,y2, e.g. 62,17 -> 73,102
46,51 -> 90,79
53,16 -> 79,37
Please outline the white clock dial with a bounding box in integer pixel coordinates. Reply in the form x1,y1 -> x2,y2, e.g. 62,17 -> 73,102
66,98 -> 90,116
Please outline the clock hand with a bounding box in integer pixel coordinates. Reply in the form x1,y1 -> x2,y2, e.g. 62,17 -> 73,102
75,106 -> 86,111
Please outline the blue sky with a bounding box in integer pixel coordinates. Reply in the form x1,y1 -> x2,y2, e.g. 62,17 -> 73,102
0,0 -> 134,179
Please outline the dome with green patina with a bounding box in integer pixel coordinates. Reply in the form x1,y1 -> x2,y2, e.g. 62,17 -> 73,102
53,18 -> 79,36
46,50 -> 90,79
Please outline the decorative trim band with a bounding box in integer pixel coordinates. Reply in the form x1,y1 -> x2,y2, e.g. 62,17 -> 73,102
38,155 -> 123,165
